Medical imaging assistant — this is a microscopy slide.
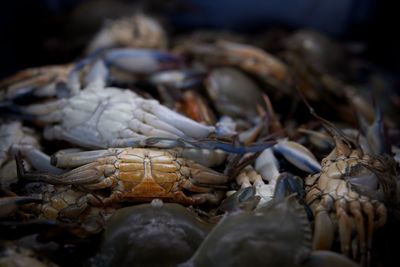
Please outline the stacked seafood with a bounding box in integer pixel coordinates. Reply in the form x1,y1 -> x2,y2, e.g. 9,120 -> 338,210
0,14 -> 399,267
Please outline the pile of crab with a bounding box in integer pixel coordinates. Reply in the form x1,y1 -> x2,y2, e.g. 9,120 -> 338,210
0,14 -> 399,267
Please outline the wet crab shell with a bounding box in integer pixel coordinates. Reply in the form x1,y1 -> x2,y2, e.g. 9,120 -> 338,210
91,202 -> 213,267
183,196 -> 312,267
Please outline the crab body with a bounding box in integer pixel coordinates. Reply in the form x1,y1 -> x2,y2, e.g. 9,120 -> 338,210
18,148 -> 228,206
305,143 -> 393,265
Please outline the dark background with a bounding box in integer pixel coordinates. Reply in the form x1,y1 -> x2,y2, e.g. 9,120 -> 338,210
0,0 -> 398,79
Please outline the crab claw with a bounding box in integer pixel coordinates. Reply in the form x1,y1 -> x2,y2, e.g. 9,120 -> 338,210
150,69 -> 206,89
273,140 -> 321,173
0,64 -> 72,101
143,103 -> 215,139
104,48 -> 183,74
255,148 -> 280,183
218,187 -> 260,213
273,173 -> 304,201
0,196 -> 42,218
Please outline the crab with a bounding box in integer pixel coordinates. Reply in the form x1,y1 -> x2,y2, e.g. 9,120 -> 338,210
0,64 -> 72,102
86,14 -> 168,54
305,136 -> 396,265
21,85 -> 215,149
300,102 -> 398,265
92,201 -> 213,266
176,40 -> 289,90
17,148 -> 229,206
183,196 -> 358,267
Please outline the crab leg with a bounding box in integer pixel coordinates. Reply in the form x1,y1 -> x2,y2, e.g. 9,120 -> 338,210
361,201 -> 374,264
44,126 -> 111,149
0,196 -> 42,218
191,191 -> 225,205
24,99 -> 66,118
12,145 -> 63,174
373,202 -> 387,228
52,148 -> 120,168
132,110 -> 187,137
127,118 -> 183,139
143,103 -> 215,139
84,59 -> 108,89
273,140 -> 321,173
103,48 -> 182,74
349,200 -> 366,263
180,179 -> 213,193
335,198 -> 353,256
182,161 -> 228,185
17,154 -> 109,185
312,195 -> 335,250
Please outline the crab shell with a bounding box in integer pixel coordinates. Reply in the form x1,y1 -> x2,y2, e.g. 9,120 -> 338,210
184,196 -> 312,266
18,148 -> 228,206
92,202 -> 212,267
183,196 -> 358,267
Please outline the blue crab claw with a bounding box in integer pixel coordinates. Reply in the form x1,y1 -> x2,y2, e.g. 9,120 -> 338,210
0,196 -> 42,218
68,55 -> 111,93
273,140 -> 321,173
68,48 -> 183,91
12,145 -> 64,175
0,64 -> 72,101
273,174 -> 314,220
273,173 -> 304,201
103,48 -> 183,74
218,187 -> 260,213
149,69 -> 206,89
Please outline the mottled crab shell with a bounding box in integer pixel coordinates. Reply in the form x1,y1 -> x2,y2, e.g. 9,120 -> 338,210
183,196 -> 312,267
92,202 -> 213,267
